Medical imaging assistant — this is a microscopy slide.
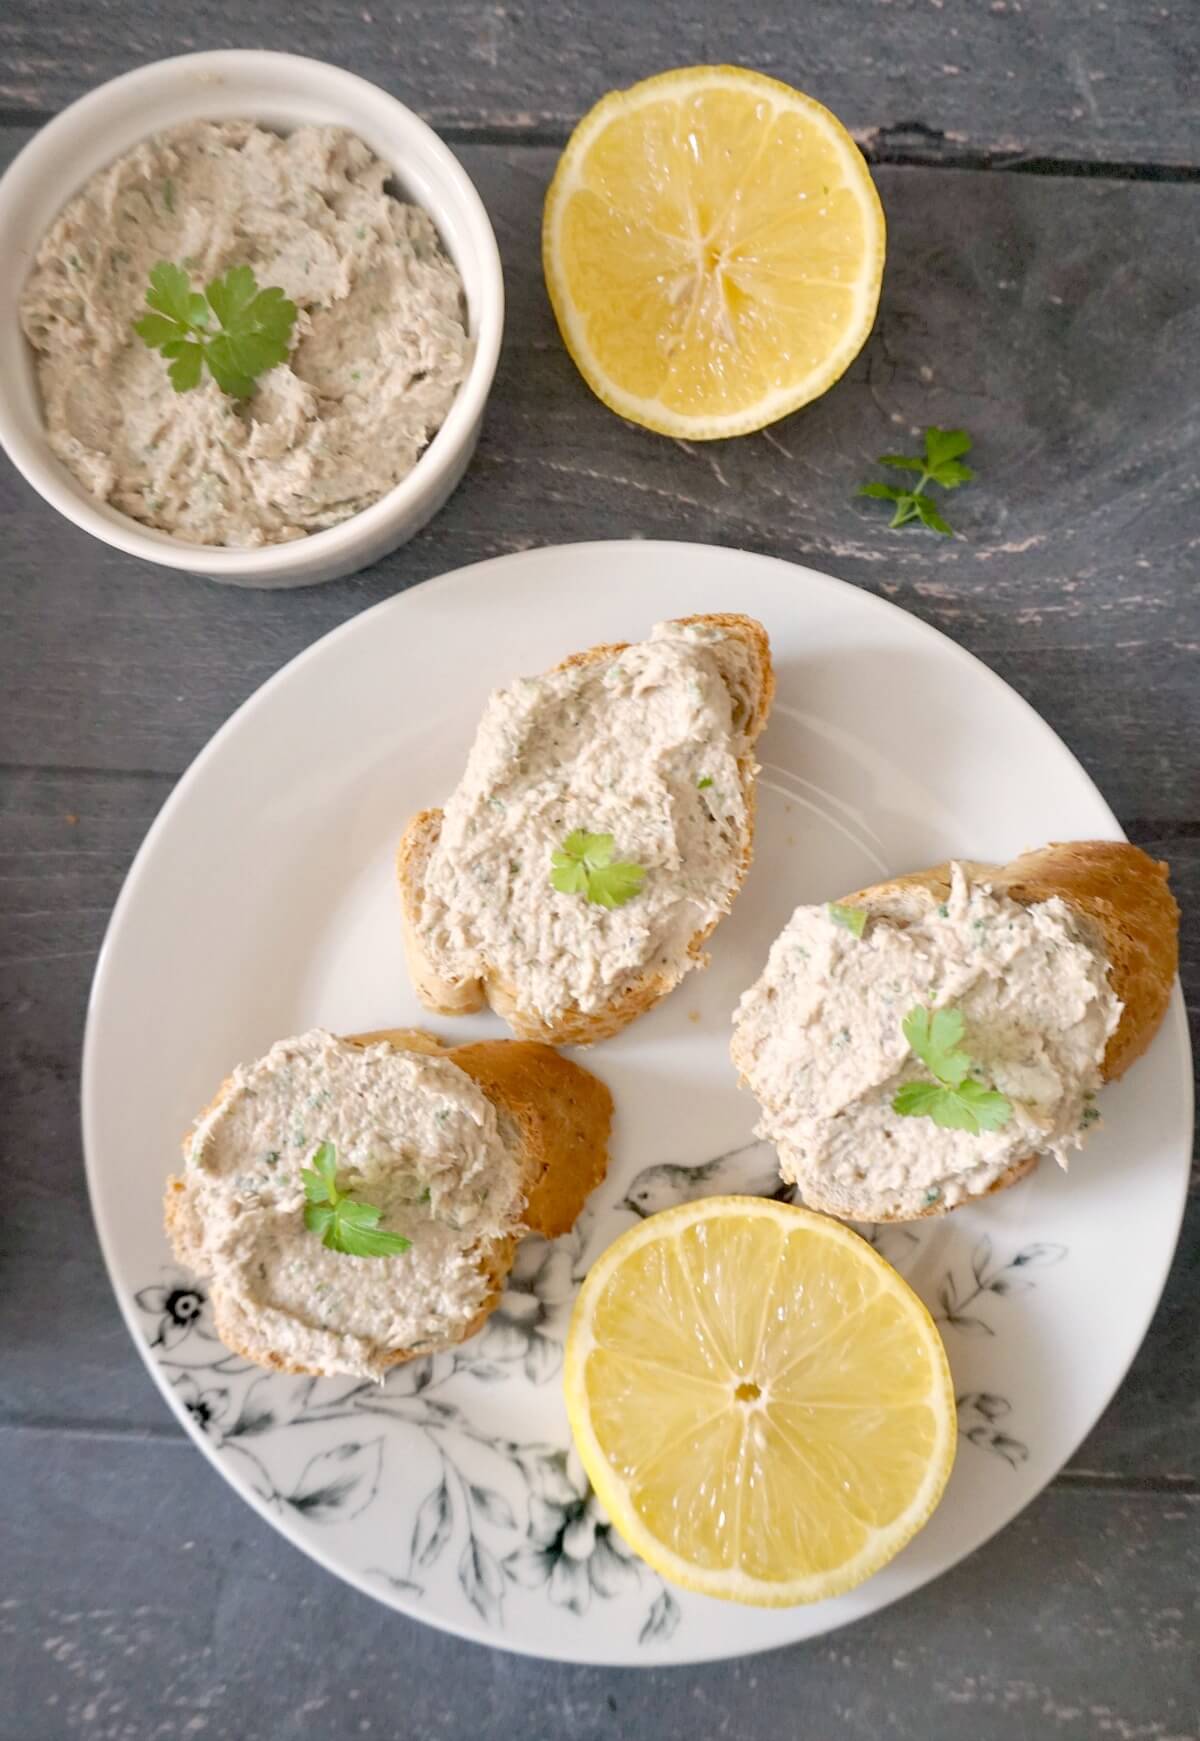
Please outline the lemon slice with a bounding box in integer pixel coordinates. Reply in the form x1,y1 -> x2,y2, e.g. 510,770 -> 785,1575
543,66 -> 886,439
564,1197 -> 955,1606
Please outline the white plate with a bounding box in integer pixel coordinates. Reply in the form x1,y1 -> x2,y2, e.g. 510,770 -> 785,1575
82,542 -> 1192,1666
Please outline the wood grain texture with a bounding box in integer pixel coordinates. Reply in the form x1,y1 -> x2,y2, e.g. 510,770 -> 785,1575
1,0 -> 1198,167
2,1427 -> 1197,1738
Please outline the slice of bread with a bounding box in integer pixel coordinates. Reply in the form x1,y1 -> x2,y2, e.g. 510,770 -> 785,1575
837,841 -> 1178,1086
164,1029 -> 612,1376
737,840 -> 1178,1223
397,613 -> 775,1045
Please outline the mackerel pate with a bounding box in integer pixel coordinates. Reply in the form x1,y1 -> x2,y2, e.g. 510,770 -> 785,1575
732,864 -> 1122,1219
20,122 -> 471,546
166,1030 -> 525,1378
410,619 -> 764,1024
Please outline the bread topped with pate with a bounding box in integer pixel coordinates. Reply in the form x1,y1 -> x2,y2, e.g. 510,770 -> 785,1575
731,841 -> 1178,1222
397,614 -> 774,1045
164,1027 -> 611,1377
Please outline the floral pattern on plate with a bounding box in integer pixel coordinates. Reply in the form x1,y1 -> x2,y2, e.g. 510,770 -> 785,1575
134,1161 -> 1067,1647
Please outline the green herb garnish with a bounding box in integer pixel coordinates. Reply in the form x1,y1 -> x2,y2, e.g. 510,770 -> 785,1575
828,902 -> 868,938
892,1006 -> 1013,1134
550,830 -> 645,909
134,260 -> 297,397
858,427 -> 974,536
301,1141 -> 412,1258
697,776 -> 713,790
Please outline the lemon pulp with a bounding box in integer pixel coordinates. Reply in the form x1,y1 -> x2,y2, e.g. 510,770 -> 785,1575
564,1197 -> 955,1606
543,66 -> 886,438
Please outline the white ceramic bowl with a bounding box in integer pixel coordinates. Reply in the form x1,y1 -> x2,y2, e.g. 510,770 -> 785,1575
0,52 -> 504,587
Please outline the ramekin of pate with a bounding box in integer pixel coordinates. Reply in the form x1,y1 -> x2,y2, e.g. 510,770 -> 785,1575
0,53 -> 504,586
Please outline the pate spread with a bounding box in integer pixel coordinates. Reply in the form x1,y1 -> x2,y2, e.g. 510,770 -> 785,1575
169,1030 -> 524,1378
413,620 -> 758,1021
732,864 -> 1122,1218
20,122 -> 471,547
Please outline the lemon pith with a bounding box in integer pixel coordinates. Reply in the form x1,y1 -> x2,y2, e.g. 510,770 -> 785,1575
543,66 -> 886,440
564,1197 -> 955,1607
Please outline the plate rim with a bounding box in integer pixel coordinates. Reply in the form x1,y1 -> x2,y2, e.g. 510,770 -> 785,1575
80,538 -> 1194,1664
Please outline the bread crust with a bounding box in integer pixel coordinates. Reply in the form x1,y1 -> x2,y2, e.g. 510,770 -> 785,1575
164,1029 -> 612,1375
397,613 -> 774,1044
748,840 -> 1179,1223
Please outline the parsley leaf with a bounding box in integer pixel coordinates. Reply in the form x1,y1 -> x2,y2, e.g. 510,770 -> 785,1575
892,1080 -> 948,1119
892,1004 -> 1013,1135
300,1140 -> 412,1259
697,776 -> 714,790
902,1006 -> 973,1087
134,260 -> 297,398
859,427 -> 974,536
302,1140 -> 339,1204
550,830 -> 646,909
828,902 -> 868,938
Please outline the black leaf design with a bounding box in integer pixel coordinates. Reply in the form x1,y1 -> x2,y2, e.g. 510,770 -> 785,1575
423,1399 -> 461,1421
315,1377 -> 376,1412
224,1440 -> 278,1503
971,1235 -> 993,1285
281,1376 -> 320,1417
469,1484 -> 517,1530
957,1395 -> 1029,1467
938,1279 -> 957,1318
459,1536 -> 505,1626
369,1568 -> 425,1597
459,1360 -> 510,1383
523,1332 -> 563,1386
225,1374 -> 276,1439
1011,1242 -> 1068,1268
520,1450 -> 578,1504
376,1359 -> 441,1401
411,1478 -> 453,1569
989,1432 -> 1029,1468
502,1545 -> 555,1588
639,1587 -> 681,1645
945,1313 -> 993,1337
989,1277 -> 1034,1297
286,1438 -> 384,1523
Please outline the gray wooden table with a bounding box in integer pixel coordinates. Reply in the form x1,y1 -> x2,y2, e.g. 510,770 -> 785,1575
2,6 -> 1197,1736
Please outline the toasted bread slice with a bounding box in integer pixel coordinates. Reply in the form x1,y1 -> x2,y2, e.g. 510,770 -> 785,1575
837,841 -> 1178,1086
164,1029 -> 611,1376
736,840 -> 1178,1223
397,613 -> 775,1044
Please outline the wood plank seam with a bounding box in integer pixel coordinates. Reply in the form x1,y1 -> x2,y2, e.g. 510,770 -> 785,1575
1,111 -> 1198,183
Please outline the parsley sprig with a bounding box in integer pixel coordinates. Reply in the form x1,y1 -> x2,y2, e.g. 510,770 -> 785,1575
828,902 -> 868,939
859,427 -> 974,536
892,1006 -> 1013,1135
134,260 -> 297,397
550,831 -> 645,909
301,1142 -> 412,1259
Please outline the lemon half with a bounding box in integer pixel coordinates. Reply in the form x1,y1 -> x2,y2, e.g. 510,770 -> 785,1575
543,66 -> 886,439
564,1197 -> 955,1606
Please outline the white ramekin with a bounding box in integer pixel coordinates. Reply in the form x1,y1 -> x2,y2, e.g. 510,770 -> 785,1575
0,52 -> 504,587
